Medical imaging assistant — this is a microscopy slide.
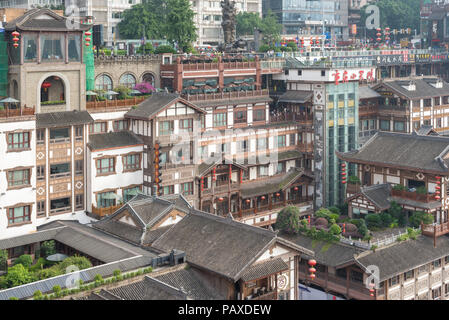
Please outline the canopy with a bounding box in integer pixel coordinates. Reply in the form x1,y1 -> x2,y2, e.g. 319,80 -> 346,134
86,91 -> 97,96
0,97 -> 19,103
106,90 -> 119,95
102,192 -> 118,200
46,253 -> 69,262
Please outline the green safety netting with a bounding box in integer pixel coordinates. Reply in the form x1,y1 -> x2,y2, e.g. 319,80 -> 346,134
83,27 -> 95,91
0,31 -> 8,97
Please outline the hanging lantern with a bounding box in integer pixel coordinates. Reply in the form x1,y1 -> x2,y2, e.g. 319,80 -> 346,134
85,31 -> 92,36
308,259 -> 317,280
261,196 -> 266,200
246,199 -> 251,204
276,192 -> 281,197
13,42 -> 19,48
212,168 -> 216,181
85,37 -> 91,42
308,259 -> 316,267
218,197 -> 224,202
294,186 -> 299,191
315,38 -> 320,45
308,215 -> 311,225
310,39 -> 313,45
343,223 -> 346,234
240,169 -> 243,184
41,82 -> 52,89
308,267 -> 316,274
12,31 -> 20,37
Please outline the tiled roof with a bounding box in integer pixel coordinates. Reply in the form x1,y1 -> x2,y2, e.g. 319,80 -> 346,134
337,131 -> 449,173
36,110 -> 93,129
360,184 -> 392,211
378,78 -> 449,99
152,210 -> 278,281
359,86 -> 381,99
240,258 -> 289,282
278,91 -> 313,104
88,131 -> 143,151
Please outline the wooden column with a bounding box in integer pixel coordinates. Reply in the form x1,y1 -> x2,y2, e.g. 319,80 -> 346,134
254,197 -> 257,214
268,194 -> 272,210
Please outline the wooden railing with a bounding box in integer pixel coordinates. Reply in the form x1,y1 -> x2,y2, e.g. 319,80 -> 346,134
86,97 -> 147,110
422,221 -> 449,238
183,89 -> 269,102
0,106 -> 35,118
249,291 -> 277,300
91,204 -> 123,218
391,189 -> 436,203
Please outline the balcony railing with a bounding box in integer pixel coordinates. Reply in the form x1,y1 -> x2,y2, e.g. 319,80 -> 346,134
91,204 -> 123,218
50,206 -> 71,215
183,89 -> 269,102
391,189 -> 436,203
422,221 -> 449,238
249,291 -> 277,300
0,106 -> 35,118
86,96 -> 146,110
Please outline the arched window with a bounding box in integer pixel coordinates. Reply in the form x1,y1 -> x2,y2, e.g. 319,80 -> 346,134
142,73 -> 155,87
119,73 -> 136,89
95,74 -> 113,91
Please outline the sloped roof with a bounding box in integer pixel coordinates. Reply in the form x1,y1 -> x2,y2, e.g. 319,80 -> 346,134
88,131 -> 143,151
5,8 -> 91,32
279,232 -> 362,268
337,131 -> 449,174
359,184 -> 392,211
414,125 -> 439,136
125,93 -> 205,120
278,91 -> 313,104
356,236 -> 449,281
240,258 -> 289,282
151,210 -> 279,282
240,168 -> 312,198
36,110 -> 93,129
359,86 -> 381,99
377,78 -> 449,100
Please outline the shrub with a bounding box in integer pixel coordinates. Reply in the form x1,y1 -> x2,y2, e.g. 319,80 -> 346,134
329,224 -> 342,235
41,240 -> 56,258
52,285 -> 61,294
137,43 -> 154,54
348,175 -> 361,185
259,44 -> 271,52
29,257 -> 46,272
113,85 -> 132,99
154,45 -> 176,54
94,274 -> 103,282
134,82 -> 155,94
315,208 -> 332,219
329,206 -> 341,215
113,269 -> 121,277
4,264 -> 33,288
365,214 -> 383,230
286,41 -> 298,51
409,211 -> 434,228
35,267 -> 62,280
58,256 -> 92,273
33,290 -> 43,300
13,255 -> 33,269
380,212 -> 393,228
275,206 -> 301,234
416,186 -> 427,195
9,297 -> 18,300
328,213 -> 339,221
392,184 -> 407,191
0,250 -> 7,272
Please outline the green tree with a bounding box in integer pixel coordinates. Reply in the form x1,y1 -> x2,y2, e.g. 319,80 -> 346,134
57,256 -> 92,273
40,240 -> 56,258
275,206 -> 301,234
365,214 -> 383,230
5,264 -> 33,288
155,45 -> 177,54
0,250 -> 7,272
165,0 -> 197,52
260,10 -> 282,45
409,211 -> 434,228
236,12 -> 262,37
13,255 -> 33,269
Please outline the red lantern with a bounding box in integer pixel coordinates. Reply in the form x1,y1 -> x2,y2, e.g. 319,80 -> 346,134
85,31 -> 92,36
85,43 -> 90,46
85,37 -> 91,42
261,196 -> 266,200
308,259 -> 317,267
310,273 -> 316,280
218,197 -> 224,202
12,31 -> 20,37
212,168 -> 216,181
310,39 -> 313,45
341,172 -> 347,176
309,267 -> 316,273
276,193 -> 281,197
436,195 -> 441,200
12,37 -> 19,43
41,82 -> 52,89
341,163 -> 346,168
343,223 -> 346,234
13,42 -> 19,48
294,186 -> 299,191
246,199 -> 251,204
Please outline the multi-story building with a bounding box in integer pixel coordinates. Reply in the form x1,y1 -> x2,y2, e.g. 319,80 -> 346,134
263,0 -> 349,42
272,56 -> 377,207
190,0 -> 262,46
0,0 -> 64,9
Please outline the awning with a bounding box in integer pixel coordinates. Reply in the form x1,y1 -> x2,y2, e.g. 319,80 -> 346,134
102,192 -> 118,200
240,258 -> 289,282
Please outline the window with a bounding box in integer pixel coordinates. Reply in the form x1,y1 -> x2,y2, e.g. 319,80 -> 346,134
37,166 -> 45,181
258,165 -> 269,177
75,160 -> 83,175
119,73 -> 136,89
181,182 -> 194,196
96,192 -> 116,208
217,143 -> 229,154
159,152 -> 168,165
50,128 -> 70,142
418,264 -> 428,275
8,206 -> 31,225
213,112 -> 227,127
350,270 -> 363,283
68,34 -> 81,62
321,70 -> 326,77
404,270 -> 414,281
298,70 -> 302,76
40,34 -> 65,61
277,135 -> 286,148
234,110 -> 247,124
95,74 -> 113,91
257,138 -> 268,150
432,259 -> 442,270
75,194 -> 84,210
162,185 -> 174,195
75,126 -> 83,141
7,169 -> 30,187
37,201 -> 45,217
96,158 -> 115,175
237,140 -> 248,152
123,186 -> 141,202
123,154 -> 141,171
380,120 -> 390,131
8,132 -> 30,150
50,163 -> 70,178
159,121 -> 174,135
432,287 -> 442,300
389,275 -> 400,287
289,134 -> 296,146
89,122 -> 107,134
276,162 -> 285,174
37,129 -> 45,145
394,121 -> 405,132
253,109 -> 266,121
179,119 -> 193,132
113,120 -> 129,132
23,34 -> 37,62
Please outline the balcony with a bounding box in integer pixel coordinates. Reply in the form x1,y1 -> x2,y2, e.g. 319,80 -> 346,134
91,204 -> 123,218
86,96 -> 146,111
422,221 -> 449,238
249,291 -> 277,300
391,189 -> 437,203
0,106 -> 35,119
182,89 -> 269,102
